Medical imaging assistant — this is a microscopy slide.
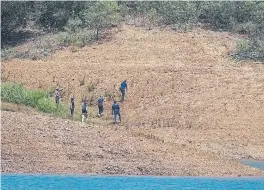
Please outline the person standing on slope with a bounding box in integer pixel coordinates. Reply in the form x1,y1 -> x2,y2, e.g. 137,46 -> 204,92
112,100 -> 121,125
82,100 -> 88,123
70,95 -> 75,119
120,80 -> 127,103
55,87 -> 60,106
97,95 -> 104,117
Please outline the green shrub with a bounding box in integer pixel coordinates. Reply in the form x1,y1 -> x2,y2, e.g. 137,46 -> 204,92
237,39 -> 252,53
157,2 -> 198,25
1,83 -> 25,104
232,22 -> 258,35
1,48 -> 17,61
24,90 -> 48,107
36,97 -> 68,117
56,29 -> 96,47
1,83 -> 48,107
235,39 -> 264,61
1,82 -> 68,117
64,17 -> 83,33
37,97 -> 59,114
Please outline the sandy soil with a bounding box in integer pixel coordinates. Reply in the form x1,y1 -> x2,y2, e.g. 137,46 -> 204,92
2,111 -> 263,176
1,25 -> 264,176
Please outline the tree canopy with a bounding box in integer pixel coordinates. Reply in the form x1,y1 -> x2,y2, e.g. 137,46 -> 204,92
1,1 -> 263,61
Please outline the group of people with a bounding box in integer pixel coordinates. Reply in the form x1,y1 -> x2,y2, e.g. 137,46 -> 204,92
55,80 -> 128,125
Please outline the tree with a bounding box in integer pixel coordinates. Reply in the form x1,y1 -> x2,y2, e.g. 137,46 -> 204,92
157,2 -> 198,25
81,2 -> 120,39
1,1 -> 31,35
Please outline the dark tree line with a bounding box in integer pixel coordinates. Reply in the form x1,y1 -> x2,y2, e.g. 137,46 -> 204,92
1,1 -> 263,61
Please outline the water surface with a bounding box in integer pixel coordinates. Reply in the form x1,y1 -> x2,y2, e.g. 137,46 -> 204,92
2,174 -> 264,190
240,159 -> 264,171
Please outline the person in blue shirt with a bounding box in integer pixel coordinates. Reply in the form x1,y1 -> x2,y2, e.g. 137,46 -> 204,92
97,95 -> 104,117
112,100 -> 121,125
120,80 -> 127,103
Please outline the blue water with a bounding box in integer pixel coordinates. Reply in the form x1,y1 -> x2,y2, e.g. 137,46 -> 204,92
2,174 -> 264,190
240,160 -> 264,171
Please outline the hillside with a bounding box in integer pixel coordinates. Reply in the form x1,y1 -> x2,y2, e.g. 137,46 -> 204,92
2,110 -> 263,176
2,26 -> 264,176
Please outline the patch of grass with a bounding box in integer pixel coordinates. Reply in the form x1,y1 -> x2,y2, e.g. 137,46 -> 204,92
37,97 -> 68,117
23,89 -> 48,107
1,82 -> 68,117
0,83 -> 46,106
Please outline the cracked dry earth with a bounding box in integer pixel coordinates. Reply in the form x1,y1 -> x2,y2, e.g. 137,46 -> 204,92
2,25 -> 264,176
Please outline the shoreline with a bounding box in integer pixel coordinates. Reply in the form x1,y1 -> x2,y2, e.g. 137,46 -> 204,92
2,172 -> 264,178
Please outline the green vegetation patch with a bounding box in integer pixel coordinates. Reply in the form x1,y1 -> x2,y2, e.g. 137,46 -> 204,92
235,39 -> 264,61
1,82 -> 68,117
1,1 -> 263,62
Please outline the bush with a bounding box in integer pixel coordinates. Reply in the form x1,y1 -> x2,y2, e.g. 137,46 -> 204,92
36,97 -> 58,113
158,2 -> 198,25
1,83 -> 49,106
235,39 -> 264,61
1,83 -> 25,104
232,22 -> 258,35
37,97 -> 68,117
55,29 -> 96,48
24,90 -> 48,107
64,17 -> 83,33
1,48 -> 18,61
1,82 -> 68,117
236,39 -> 252,53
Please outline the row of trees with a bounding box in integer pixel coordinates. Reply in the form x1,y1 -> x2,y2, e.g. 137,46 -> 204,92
1,1 -> 120,40
1,1 -> 263,61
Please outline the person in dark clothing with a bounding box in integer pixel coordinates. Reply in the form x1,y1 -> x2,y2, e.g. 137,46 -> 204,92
55,87 -> 60,106
82,101 -> 88,123
112,100 -> 121,125
120,80 -> 127,103
70,95 -> 75,119
97,95 -> 104,117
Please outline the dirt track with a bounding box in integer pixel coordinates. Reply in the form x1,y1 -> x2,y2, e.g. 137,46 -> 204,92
2,26 -> 264,176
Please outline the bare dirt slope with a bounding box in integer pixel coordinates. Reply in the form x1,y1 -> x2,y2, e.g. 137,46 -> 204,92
2,111 -> 263,176
2,26 -> 264,175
